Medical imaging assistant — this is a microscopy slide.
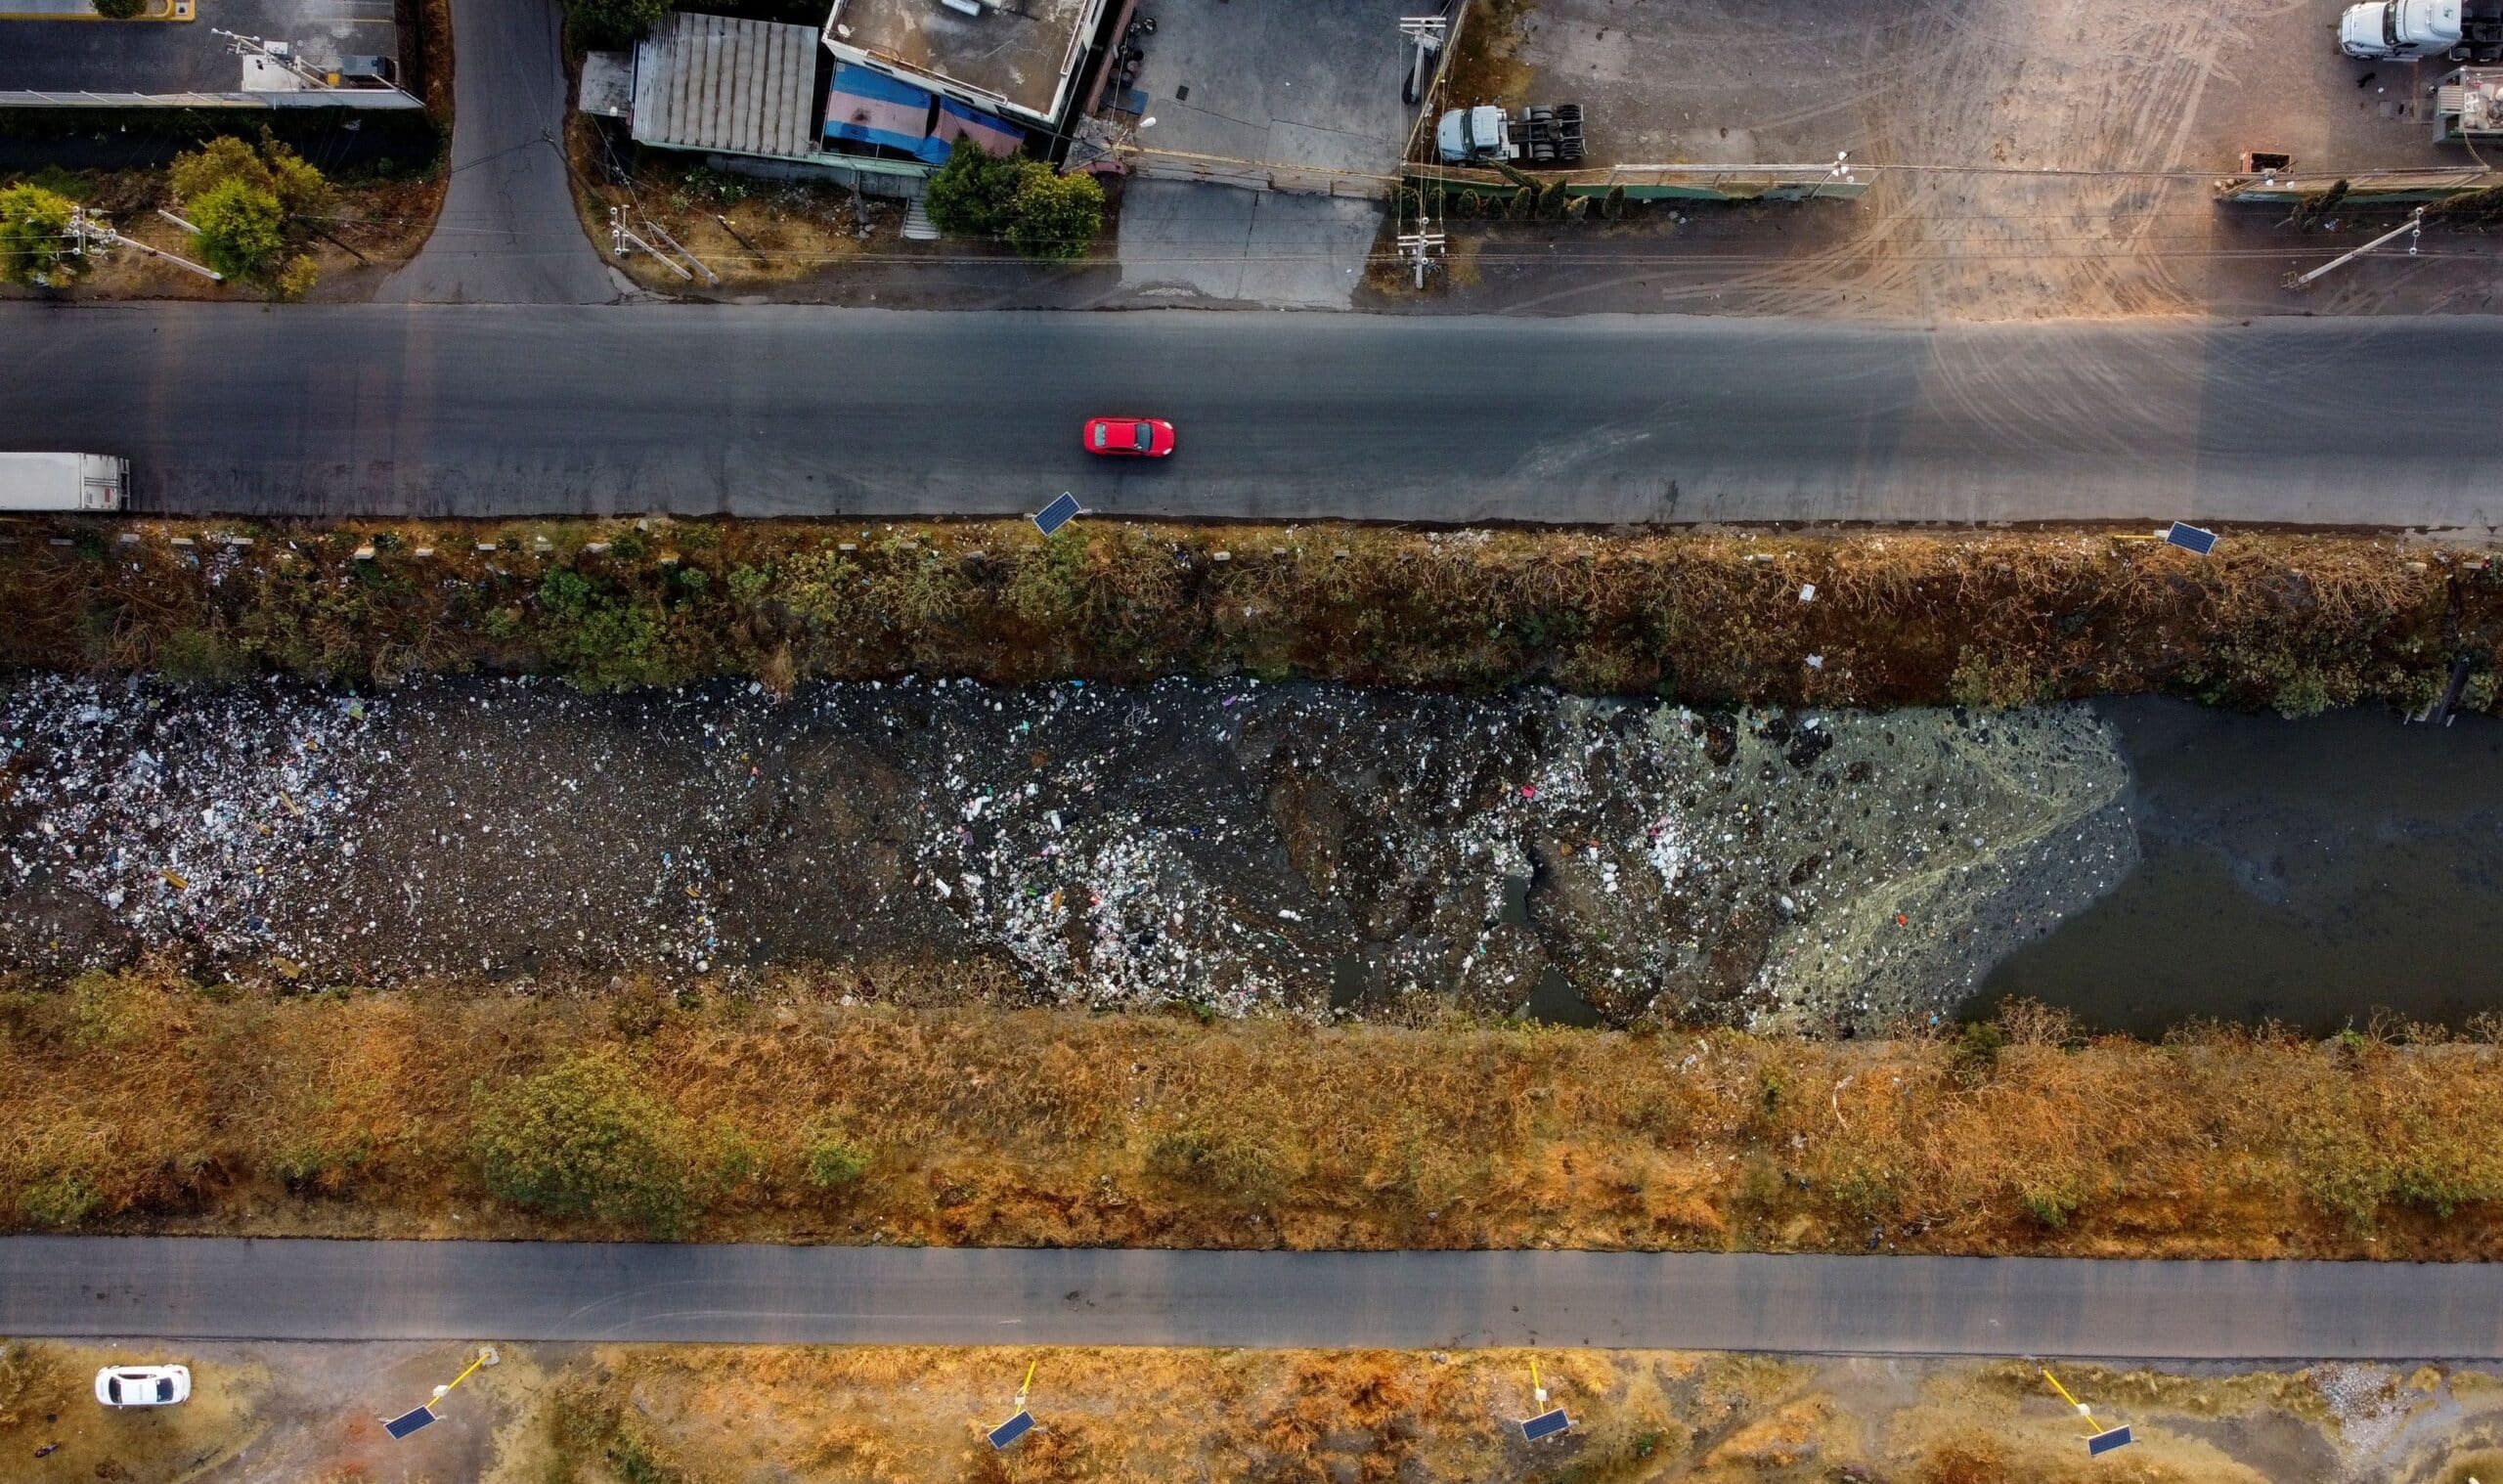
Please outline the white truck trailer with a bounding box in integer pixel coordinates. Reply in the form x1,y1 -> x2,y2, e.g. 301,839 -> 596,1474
0,453 -> 129,511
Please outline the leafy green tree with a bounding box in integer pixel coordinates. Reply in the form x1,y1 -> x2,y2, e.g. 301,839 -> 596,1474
921,136 -> 1024,240
1004,166 -> 1104,260
188,178 -> 286,282
471,1053 -> 697,1237
170,133 -> 329,290
170,133 -> 329,218
563,0 -> 669,47
90,0 -> 147,17
0,184 -> 84,287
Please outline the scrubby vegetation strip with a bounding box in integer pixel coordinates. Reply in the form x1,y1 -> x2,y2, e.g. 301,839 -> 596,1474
3,519 -> 2493,714
6,972 -> 2501,1256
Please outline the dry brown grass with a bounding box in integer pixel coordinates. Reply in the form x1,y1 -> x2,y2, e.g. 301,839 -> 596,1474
0,519 -> 2493,715
5,970 -> 2502,1257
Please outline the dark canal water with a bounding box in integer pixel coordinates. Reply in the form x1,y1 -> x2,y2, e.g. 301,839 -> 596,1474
1963,698 -> 2503,1035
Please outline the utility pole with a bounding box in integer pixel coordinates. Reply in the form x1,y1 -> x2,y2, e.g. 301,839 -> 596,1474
1395,221 -> 1445,289
73,207 -> 223,283
1399,16 -> 1445,108
2284,205 -> 2424,290
1805,150 -> 1852,201
608,206 -> 692,280
638,212 -> 719,285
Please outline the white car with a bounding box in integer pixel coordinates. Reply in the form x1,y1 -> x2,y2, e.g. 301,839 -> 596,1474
95,1365 -> 190,1408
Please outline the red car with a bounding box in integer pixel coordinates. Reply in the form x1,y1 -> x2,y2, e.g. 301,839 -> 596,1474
1083,416 -> 1176,458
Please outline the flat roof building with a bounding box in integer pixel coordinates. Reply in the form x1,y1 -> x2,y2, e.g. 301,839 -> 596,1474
822,0 -> 1106,128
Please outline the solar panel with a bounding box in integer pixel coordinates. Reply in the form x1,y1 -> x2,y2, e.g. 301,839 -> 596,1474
988,1410 -> 1036,1450
2163,522 -> 2218,555
384,1405 -> 438,1440
1033,494 -> 1081,537
2086,1423 -> 2134,1456
1520,1408 -> 1571,1442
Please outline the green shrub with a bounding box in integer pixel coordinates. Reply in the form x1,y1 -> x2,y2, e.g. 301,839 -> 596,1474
803,1137 -> 868,1190
170,134 -> 329,217
0,184 -> 83,287
922,139 -> 1103,260
19,1170 -> 101,1229
562,0 -> 669,46
189,178 -> 287,281
91,0 -> 147,17
2017,1184 -> 2080,1229
471,1053 -> 697,1237
170,134 -> 329,288
534,567 -> 675,691
1144,1126 -> 1283,1206
922,137 -> 1026,240
1950,1021 -> 2006,1084
156,626 -> 251,685
1003,167 -> 1104,260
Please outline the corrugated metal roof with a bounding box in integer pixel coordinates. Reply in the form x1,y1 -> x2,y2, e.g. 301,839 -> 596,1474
633,13 -> 820,159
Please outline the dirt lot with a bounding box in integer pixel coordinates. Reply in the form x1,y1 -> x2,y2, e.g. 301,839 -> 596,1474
2,1338 -> 2497,1483
1424,0 -> 2503,319
0,676 -> 2129,1029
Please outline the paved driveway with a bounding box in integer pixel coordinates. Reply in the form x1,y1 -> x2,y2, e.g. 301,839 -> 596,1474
381,0 -> 613,304
1113,0 -> 1424,309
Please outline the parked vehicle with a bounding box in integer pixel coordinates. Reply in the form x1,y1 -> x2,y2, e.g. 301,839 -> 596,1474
1082,416 -> 1175,458
0,452 -> 128,511
2339,0 -> 2503,63
95,1365 -> 190,1408
1434,102 -> 1585,166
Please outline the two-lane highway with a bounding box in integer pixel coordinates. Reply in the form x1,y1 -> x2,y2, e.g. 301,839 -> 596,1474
6,1239 -> 2502,1359
3,303 -> 2497,530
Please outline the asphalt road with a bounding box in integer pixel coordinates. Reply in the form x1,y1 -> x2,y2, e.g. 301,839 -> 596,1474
380,0 -> 616,305
6,1239 -> 2503,1359
3,304 -> 2498,529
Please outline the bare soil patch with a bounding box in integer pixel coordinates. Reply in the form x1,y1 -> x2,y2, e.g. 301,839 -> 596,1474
0,1340 -> 2494,1483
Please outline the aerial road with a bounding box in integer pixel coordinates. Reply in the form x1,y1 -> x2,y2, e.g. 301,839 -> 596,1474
0,302 -> 2496,531
6,1238 -> 2503,1359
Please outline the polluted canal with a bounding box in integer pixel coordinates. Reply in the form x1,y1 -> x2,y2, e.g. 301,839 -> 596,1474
2,676 -> 2493,1034
1968,697 -> 2503,1036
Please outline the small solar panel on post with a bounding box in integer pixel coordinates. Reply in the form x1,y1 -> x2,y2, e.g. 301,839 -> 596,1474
988,1410 -> 1037,1450
383,1405 -> 438,1440
1520,1408 -> 1572,1442
2163,522 -> 2218,555
2042,1369 -> 2134,1460
1034,493 -> 1082,537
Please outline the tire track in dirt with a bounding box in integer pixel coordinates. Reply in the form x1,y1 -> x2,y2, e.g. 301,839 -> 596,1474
1721,0 -> 2252,319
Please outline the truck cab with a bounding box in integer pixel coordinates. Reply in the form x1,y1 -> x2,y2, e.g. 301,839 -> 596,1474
2340,0 -> 2464,60
1435,105 -> 1516,163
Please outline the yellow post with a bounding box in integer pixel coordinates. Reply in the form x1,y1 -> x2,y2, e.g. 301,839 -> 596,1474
2040,1370 -> 2099,1433
1018,1360 -> 1037,1409
427,1348 -> 497,1413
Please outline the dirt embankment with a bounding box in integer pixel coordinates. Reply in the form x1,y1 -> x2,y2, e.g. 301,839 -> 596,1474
10,1337 -> 2488,1484
2,520 -> 2491,717
0,676 -> 2127,1028
6,981 -> 2500,1259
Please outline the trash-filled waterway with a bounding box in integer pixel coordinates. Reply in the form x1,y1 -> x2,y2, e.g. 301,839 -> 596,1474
0,675 -> 2123,1029
2,676 -> 2489,1033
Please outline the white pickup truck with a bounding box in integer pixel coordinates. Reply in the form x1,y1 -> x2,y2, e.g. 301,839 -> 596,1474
0,452 -> 129,511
